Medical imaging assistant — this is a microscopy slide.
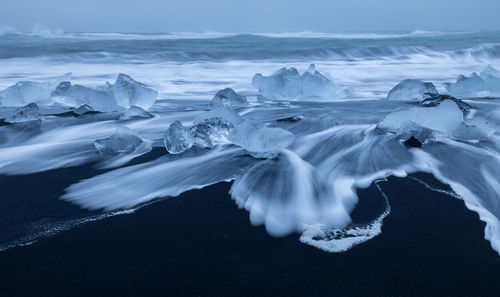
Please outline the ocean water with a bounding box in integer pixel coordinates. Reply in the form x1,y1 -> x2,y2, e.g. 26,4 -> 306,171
0,30 -> 499,255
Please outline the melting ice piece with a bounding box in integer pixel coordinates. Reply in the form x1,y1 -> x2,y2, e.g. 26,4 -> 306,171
445,65 -> 500,98
193,106 -> 245,125
377,100 -> 463,137
111,74 -> 158,110
209,88 -> 248,107
252,64 -> 338,101
386,79 -> 438,101
299,64 -> 338,100
191,117 -> 234,148
5,103 -> 40,123
164,121 -> 194,154
119,106 -> 153,120
51,82 -> 118,112
229,121 -> 295,158
94,126 -> 150,154
0,73 -> 71,106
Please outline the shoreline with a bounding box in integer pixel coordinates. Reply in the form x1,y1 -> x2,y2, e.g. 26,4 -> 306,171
1,172 -> 499,296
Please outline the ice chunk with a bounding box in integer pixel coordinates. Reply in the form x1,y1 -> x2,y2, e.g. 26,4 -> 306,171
299,64 -> 338,100
94,126 -> 149,154
0,73 -> 71,106
164,121 -> 194,154
190,117 -> 234,148
252,64 -> 338,101
5,103 -> 40,123
386,79 -> 438,101
420,93 -> 471,114
378,100 -> 464,138
119,106 -> 153,120
111,74 -> 158,110
229,121 -> 295,158
51,82 -> 118,112
193,106 -> 245,125
209,88 -> 248,107
445,66 -> 500,98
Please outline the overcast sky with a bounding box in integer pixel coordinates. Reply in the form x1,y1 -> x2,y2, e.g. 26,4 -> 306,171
1,0 -> 499,33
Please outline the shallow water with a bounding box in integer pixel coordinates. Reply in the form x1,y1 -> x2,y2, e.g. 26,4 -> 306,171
0,31 -> 499,254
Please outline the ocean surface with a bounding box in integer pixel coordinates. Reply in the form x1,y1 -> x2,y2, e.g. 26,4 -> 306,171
0,30 -> 499,278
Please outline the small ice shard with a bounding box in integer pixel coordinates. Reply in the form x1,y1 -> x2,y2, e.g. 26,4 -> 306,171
94,126 -> 149,154
51,81 -> 118,112
404,136 -> 422,148
209,88 -> 248,107
377,100 -> 463,137
0,73 -> 71,106
5,103 -> 40,123
164,120 -> 194,154
229,121 -> 295,158
252,64 -> 338,101
386,79 -> 438,101
445,66 -> 500,98
119,105 -> 153,120
420,93 -> 471,114
193,106 -> 245,126
73,104 -> 96,116
190,117 -> 234,148
111,74 -> 158,110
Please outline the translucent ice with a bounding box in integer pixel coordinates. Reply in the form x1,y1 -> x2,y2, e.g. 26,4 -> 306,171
209,88 -> 248,107
190,117 -> 234,148
119,106 -> 153,120
51,82 -> 118,112
229,121 -> 295,158
111,74 -> 158,110
5,103 -> 41,123
377,100 -> 466,139
94,126 -> 150,154
445,66 -> 500,98
299,64 -> 339,100
164,121 -> 194,154
252,64 -> 338,101
386,79 -> 438,101
0,73 -> 71,106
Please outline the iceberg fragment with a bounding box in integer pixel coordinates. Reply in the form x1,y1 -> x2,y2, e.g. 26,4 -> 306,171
252,64 -> 338,101
445,65 -> 500,98
164,121 -> 194,154
377,100 -> 464,138
119,106 -> 153,120
386,79 -> 438,101
190,117 -> 234,148
229,121 -> 295,158
51,82 -> 118,112
111,74 -> 158,110
0,73 -> 71,106
209,88 -> 248,107
94,126 -> 150,154
5,103 -> 41,123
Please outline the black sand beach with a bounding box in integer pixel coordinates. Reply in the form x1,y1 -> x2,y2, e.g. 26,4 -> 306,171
0,169 -> 499,297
